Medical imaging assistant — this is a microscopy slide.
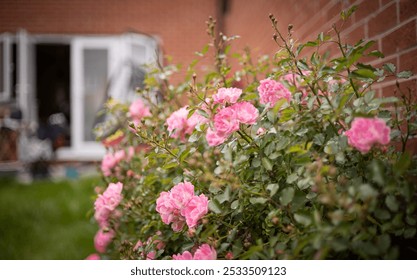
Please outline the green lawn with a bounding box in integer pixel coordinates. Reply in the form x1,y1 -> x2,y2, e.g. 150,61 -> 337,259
0,176 -> 99,259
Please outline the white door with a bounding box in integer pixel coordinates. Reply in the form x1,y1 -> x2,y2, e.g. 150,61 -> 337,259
68,37 -> 118,159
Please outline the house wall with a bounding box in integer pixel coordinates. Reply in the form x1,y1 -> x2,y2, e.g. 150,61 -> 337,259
0,0 -> 219,79
1,0 -> 416,154
1,0 -> 416,90
224,0 -> 417,98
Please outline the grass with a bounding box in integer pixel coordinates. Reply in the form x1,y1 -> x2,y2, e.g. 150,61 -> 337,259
0,176 -> 100,259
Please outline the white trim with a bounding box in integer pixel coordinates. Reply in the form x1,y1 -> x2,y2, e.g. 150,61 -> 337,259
0,33 -> 12,102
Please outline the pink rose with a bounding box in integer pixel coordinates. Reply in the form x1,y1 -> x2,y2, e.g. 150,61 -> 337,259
169,181 -> 195,209
172,244 -> 217,260
114,150 -> 126,163
166,107 -> 203,140
172,251 -> 194,260
212,87 -> 242,104
101,153 -> 117,176
94,195 -> 111,228
213,106 -> 239,137
345,117 -> 391,154
85,253 -> 100,260
94,229 -> 114,253
156,182 -> 209,231
182,194 -> 209,228
205,127 -> 227,147
232,101 -> 259,125
193,244 -> 217,260
258,78 -> 291,106
102,182 -> 123,211
129,99 -> 151,125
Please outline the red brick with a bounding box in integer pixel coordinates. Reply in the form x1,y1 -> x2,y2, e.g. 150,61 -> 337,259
355,0 -> 380,23
382,20 -> 417,56
400,48 -> 417,73
368,2 -> 398,37
399,0 -> 417,22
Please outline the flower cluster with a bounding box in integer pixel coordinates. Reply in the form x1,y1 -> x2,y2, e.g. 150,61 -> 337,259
129,98 -> 151,126
94,228 -> 115,254
172,244 -> 217,260
100,147 -> 134,177
156,182 -> 209,232
206,88 -> 259,146
93,182 -> 123,253
345,117 -> 391,153
134,234 -> 165,260
166,107 -> 206,141
257,78 -> 291,106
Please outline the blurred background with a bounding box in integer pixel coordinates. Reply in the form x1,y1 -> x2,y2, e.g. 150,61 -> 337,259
0,0 -> 416,259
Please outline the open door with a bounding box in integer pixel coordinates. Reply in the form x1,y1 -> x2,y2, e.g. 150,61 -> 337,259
60,37 -> 118,160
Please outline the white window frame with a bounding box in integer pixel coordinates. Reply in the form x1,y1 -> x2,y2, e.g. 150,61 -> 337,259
0,33 -> 12,102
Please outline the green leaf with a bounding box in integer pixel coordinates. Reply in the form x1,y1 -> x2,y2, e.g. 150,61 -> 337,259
383,63 -> 396,74
368,50 -> 385,58
249,197 -> 268,205
162,161 -> 178,170
397,71 -> 413,79
262,157 -> 273,171
230,200 -> 239,210
385,195 -> 399,212
216,186 -> 231,204
358,184 -> 378,200
351,68 -> 376,79
266,183 -> 280,197
286,173 -> 298,184
280,187 -> 295,206
294,213 -> 312,227
208,200 -> 222,214
341,5 -> 358,20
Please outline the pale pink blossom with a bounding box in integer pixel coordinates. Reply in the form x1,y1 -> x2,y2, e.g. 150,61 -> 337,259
166,107 -> 204,140
213,106 -> 239,137
187,112 -> 208,134
232,102 -> 259,125
169,182 -> 195,209
94,195 -> 111,228
193,244 -> 217,260
258,78 -> 291,106
172,251 -> 194,260
212,87 -> 242,105
85,253 -> 100,260
205,127 -> 227,146
344,117 -> 391,154
94,229 -> 115,253
172,244 -> 217,260
102,182 -> 123,211
182,194 -> 209,228
129,99 -> 151,125
101,153 -> 117,177
94,182 -> 123,227
257,127 -> 266,135
156,182 -> 209,231
114,150 -> 126,163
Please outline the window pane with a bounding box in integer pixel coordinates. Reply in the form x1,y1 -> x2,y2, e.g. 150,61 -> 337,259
83,49 -> 108,141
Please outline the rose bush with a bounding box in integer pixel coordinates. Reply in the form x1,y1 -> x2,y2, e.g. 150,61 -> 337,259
89,7 -> 417,260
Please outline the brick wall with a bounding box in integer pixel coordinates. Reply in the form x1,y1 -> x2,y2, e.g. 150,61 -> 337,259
224,0 -> 417,99
1,0 -> 416,92
0,0 -> 218,77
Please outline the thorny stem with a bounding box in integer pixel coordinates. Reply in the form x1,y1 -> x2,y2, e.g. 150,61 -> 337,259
269,14 -> 339,135
333,24 -> 360,99
207,17 -> 228,86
